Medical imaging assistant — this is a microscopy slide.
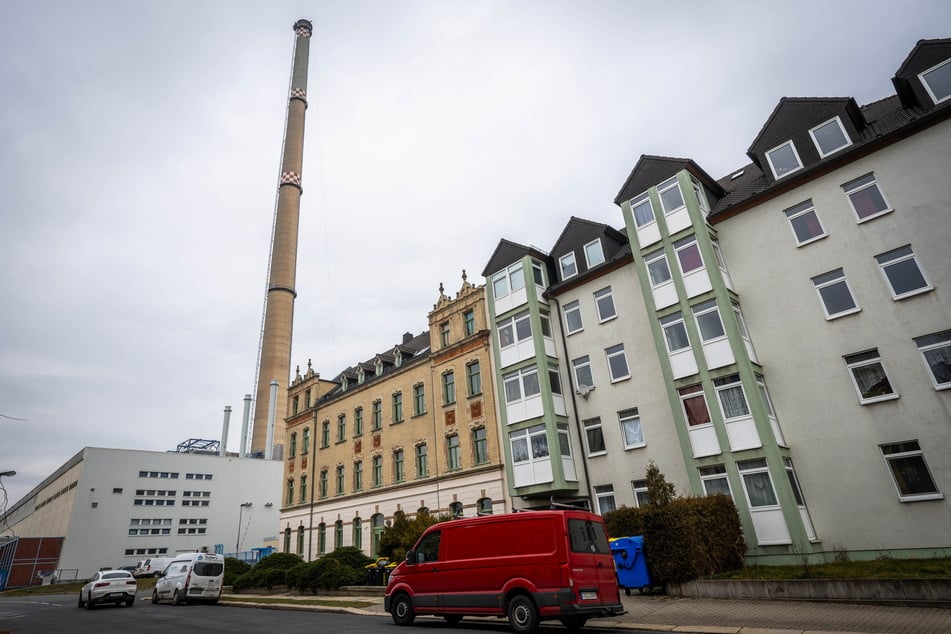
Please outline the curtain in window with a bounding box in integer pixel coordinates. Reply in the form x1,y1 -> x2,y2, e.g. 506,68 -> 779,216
622,419 -> 644,446
743,472 -> 778,507
683,395 -> 711,426
633,201 -> 653,226
718,385 -> 750,419
678,244 -> 703,273
586,427 -> 606,453
511,437 -> 529,462
531,433 -> 550,458
924,346 -> 951,384
851,363 -> 892,398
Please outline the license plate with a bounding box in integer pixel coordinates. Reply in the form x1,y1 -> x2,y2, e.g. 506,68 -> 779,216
580,591 -> 598,600
108,592 -> 124,598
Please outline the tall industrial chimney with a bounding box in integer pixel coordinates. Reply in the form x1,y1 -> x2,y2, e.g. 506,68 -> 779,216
250,19 -> 312,456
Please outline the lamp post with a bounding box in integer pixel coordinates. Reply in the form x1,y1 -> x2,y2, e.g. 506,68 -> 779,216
236,502 -> 252,555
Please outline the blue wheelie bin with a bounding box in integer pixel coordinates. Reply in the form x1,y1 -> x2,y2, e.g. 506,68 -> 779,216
610,536 -> 650,595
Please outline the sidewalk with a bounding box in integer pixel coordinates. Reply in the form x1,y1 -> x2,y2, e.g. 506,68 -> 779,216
220,591 -> 951,634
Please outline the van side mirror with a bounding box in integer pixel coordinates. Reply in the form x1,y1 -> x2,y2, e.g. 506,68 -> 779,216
405,550 -> 416,565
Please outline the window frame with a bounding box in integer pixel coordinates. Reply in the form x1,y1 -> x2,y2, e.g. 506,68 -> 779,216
562,300 -> 583,335
914,330 -> 951,390
392,392 -> 403,423
808,116 -> 851,158
693,299 -> 727,343
919,57 -> 951,105
594,286 -> 617,322
844,349 -> 899,404
678,384 -> 712,427
812,268 -> 860,319
583,417 -> 606,456
415,443 -> 428,478
645,249 -> 673,288
492,262 -> 525,299
372,400 -> 383,430
413,384 -> 426,416
463,310 -> 476,337
783,199 -> 826,246
467,361 -> 482,396
631,479 -> 649,507
446,435 -> 461,471
618,407 -> 645,450
736,458 -> 780,509
699,464 -> 733,498
660,311 -> 691,353
594,484 -> 617,515
673,235 -> 704,275
472,427 -> 488,464
503,365 -> 541,405
354,407 -> 363,437
714,374 -> 751,420
630,191 -> 655,228
442,370 -> 456,405
875,245 -> 932,300
498,310 -> 532,349
841,173 -> 892,223
393,449 -> 405,483
605,343 -> 630,382
572,355 -> 594,390
584,239 -> 605,268
765,140 -> 803,179
657,176 -> 685,214
880,440 -> 943,502
559,251 -> 578,280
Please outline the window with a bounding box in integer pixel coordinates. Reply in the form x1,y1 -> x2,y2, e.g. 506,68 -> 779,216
447,435 -> 461,470
372,400 -> 382,430
658,176 -> 685,213
337,414 -> 346,442
765,140 -> 803,179
560,251 -> 577,279
292,396 -> 299,416
305,389 -> 311,408
875,245 -> 931,299
631,479 -> 649,507
372,455 -> 383,487
321,420 -> 330,447
499,310 -> 532,348
353,461 -> 363,491
619,408 -> 644,449
302,428 -> 310,454
841,173 -> 892,222
783,199 -> 826,245
920,57 -> 951,104
472,427 -> 488,464
392,392 -> 403,423
563,300 -> 583,334
393,449 -> 405,482
493,262 -> 525,299
783,458 -> 808,507
880,441 -> 942,501
450,502 -> 464,519
548,364 -> 563,395
317,523 -> 326,554
467,361 -> 482,396
510,424 -> 549,464
335,465 -> 344,495
809,117 -> 851,157
319,469 -> 328,498
477,497 -> 493,515
693,300 -> 726,342
464,310 -> 476,336
674,236 -> 704,274
299,475 -> 307,503
737,458 -> 779,508
286,479 -> 294,506
440,321 -> 450,347
415,444 -> 428,478
844,349 -> 897,403
594,485 -> 617,514
354,407 -> 363,436
915,330 -> 951,389
289,433 -> 297,458
584,239 -> 605,268
539,312 -> 552,338
699,464 -> 732,497
631,192 -> 655,227
679,384 -> 711,427
334,520 -> 343,550
413,385 -> 425,416
442,371 -> 456,405
605,344 -> 630,382
572,355 -> 593,389
691,177 -> 710,213
660,311 -> 690,353
714,374 -> 751,419
503,366 -> 541,404
583,417 -> 606,456
594,287 -> 616,322
353,518 -> 362,550
812,269 -> 859,318
645,249 -> 672,287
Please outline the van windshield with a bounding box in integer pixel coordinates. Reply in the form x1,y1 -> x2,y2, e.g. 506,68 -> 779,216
194,562 -> 223,576
567,519 -> 610,554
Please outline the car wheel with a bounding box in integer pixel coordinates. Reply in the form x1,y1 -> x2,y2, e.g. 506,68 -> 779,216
77,592 -> 84,608
390,593 -> 415,626
444,614 -> 463,625
559,615 -> 588,632
507,594 -> 538,633
152,589 -> 160,604
85,596 -> 95,610
172,589 -> 183,606
125,597 -> 135,607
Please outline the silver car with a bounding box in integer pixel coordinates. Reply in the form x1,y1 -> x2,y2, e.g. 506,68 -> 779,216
78,569 -> 138,609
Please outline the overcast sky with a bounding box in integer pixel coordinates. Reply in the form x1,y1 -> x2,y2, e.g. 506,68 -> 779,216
1,0 -> 948,508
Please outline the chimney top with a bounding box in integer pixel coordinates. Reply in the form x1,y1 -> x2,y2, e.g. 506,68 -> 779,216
294,19 -> 312,34
402,332 -> 414,344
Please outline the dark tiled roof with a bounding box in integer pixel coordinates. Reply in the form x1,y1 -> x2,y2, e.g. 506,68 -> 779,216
614,155 -> 725,206
481,238 -> 548,278
545,219 -> 632,296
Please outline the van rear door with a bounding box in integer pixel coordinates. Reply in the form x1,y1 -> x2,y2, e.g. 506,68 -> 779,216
566,516 -> 620,605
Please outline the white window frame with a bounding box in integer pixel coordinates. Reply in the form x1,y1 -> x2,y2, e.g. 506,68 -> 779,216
605,343 -> 630,382
548,364 -> 563,396
693,299 -> 727,343
875,245 -> 932,300
914,330 -> 951,390
714,374 -> 751,421
660,311 -> 691,353
699,464 -> 733,498
657,176 -> 685,214
880,440 -> 943,502
844,349 -> 899,404
783,199 -> 826,246
583,417 -> 606,456
594,484 -> 617,514
841,173 -> 892,223
619,408 -> 645,450
808,116 -> 851,158
630,192 -> 655,228
678,384 -> 712,427
645,249 -> 673,288
563,300 -> 583,334
674,235 -> 704,275
765,140 -> 803,179
631,479 -> 649,507
919,57 -> 951,105
503,365 -> 541,405
492,262 -> 525,299
736,458 -> 780,509
510,424 -> 549,464
572,355 -> 594,390
812,268 -> 860,319
691,177 -> 710,214
594,286 -> 617,322
559,251 -> 578,280
584,239 -> 605,268
498,310 -> 532,349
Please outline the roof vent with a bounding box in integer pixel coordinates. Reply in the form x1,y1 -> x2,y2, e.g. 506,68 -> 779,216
402,332 -> 413,344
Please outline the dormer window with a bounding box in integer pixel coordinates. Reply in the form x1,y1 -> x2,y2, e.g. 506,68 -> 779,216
765,140 -> 803,179
920,58 -> 951,105
341,376 -> 349,391
375,360 -> 383,376
357,368 -> 365,384
584,239 -> 605,268
394,350 -> 402,367
559,252 -> 577,280
809,117 -> 851,157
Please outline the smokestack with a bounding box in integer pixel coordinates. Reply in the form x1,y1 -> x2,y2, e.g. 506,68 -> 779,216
220,406 -> 232,456
240,394 -> 252,458
250,19 -> 313,455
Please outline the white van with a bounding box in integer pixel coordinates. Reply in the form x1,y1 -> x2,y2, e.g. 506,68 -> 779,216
152,552 -> 225,605
134,556 -> 173,578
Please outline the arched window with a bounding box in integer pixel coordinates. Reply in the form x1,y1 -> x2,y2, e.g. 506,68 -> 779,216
297,526 -> 305,555
416,506 -> 429,518
283,527 -> 291,553
477,497 -> 493,515
450,501 -> 464,518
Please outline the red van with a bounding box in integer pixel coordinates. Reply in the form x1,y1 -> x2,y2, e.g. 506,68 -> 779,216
384,509 -> 624,633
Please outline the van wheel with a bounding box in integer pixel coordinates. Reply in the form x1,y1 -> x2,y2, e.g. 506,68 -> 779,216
152,590 -> 160,604
507,594 -> 538,633
444,615 -> 463,624
560,616 -> 588,632
391,593 -> 415,626
172,589 -> 184,606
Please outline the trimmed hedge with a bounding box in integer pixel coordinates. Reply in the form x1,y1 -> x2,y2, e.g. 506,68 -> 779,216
604,494 -> 745,584
232,552 -> 302,590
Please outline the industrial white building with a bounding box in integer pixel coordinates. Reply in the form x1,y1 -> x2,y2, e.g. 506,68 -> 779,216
0,446 -> 281,581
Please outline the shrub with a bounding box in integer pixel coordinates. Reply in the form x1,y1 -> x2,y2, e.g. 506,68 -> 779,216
286,548 -> 375,593
232,552 -> 302,591
223,557 -> 251,586
378,510 -> 442,562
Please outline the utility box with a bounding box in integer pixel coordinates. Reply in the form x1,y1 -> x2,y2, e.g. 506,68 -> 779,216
610,536 -> 651,595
